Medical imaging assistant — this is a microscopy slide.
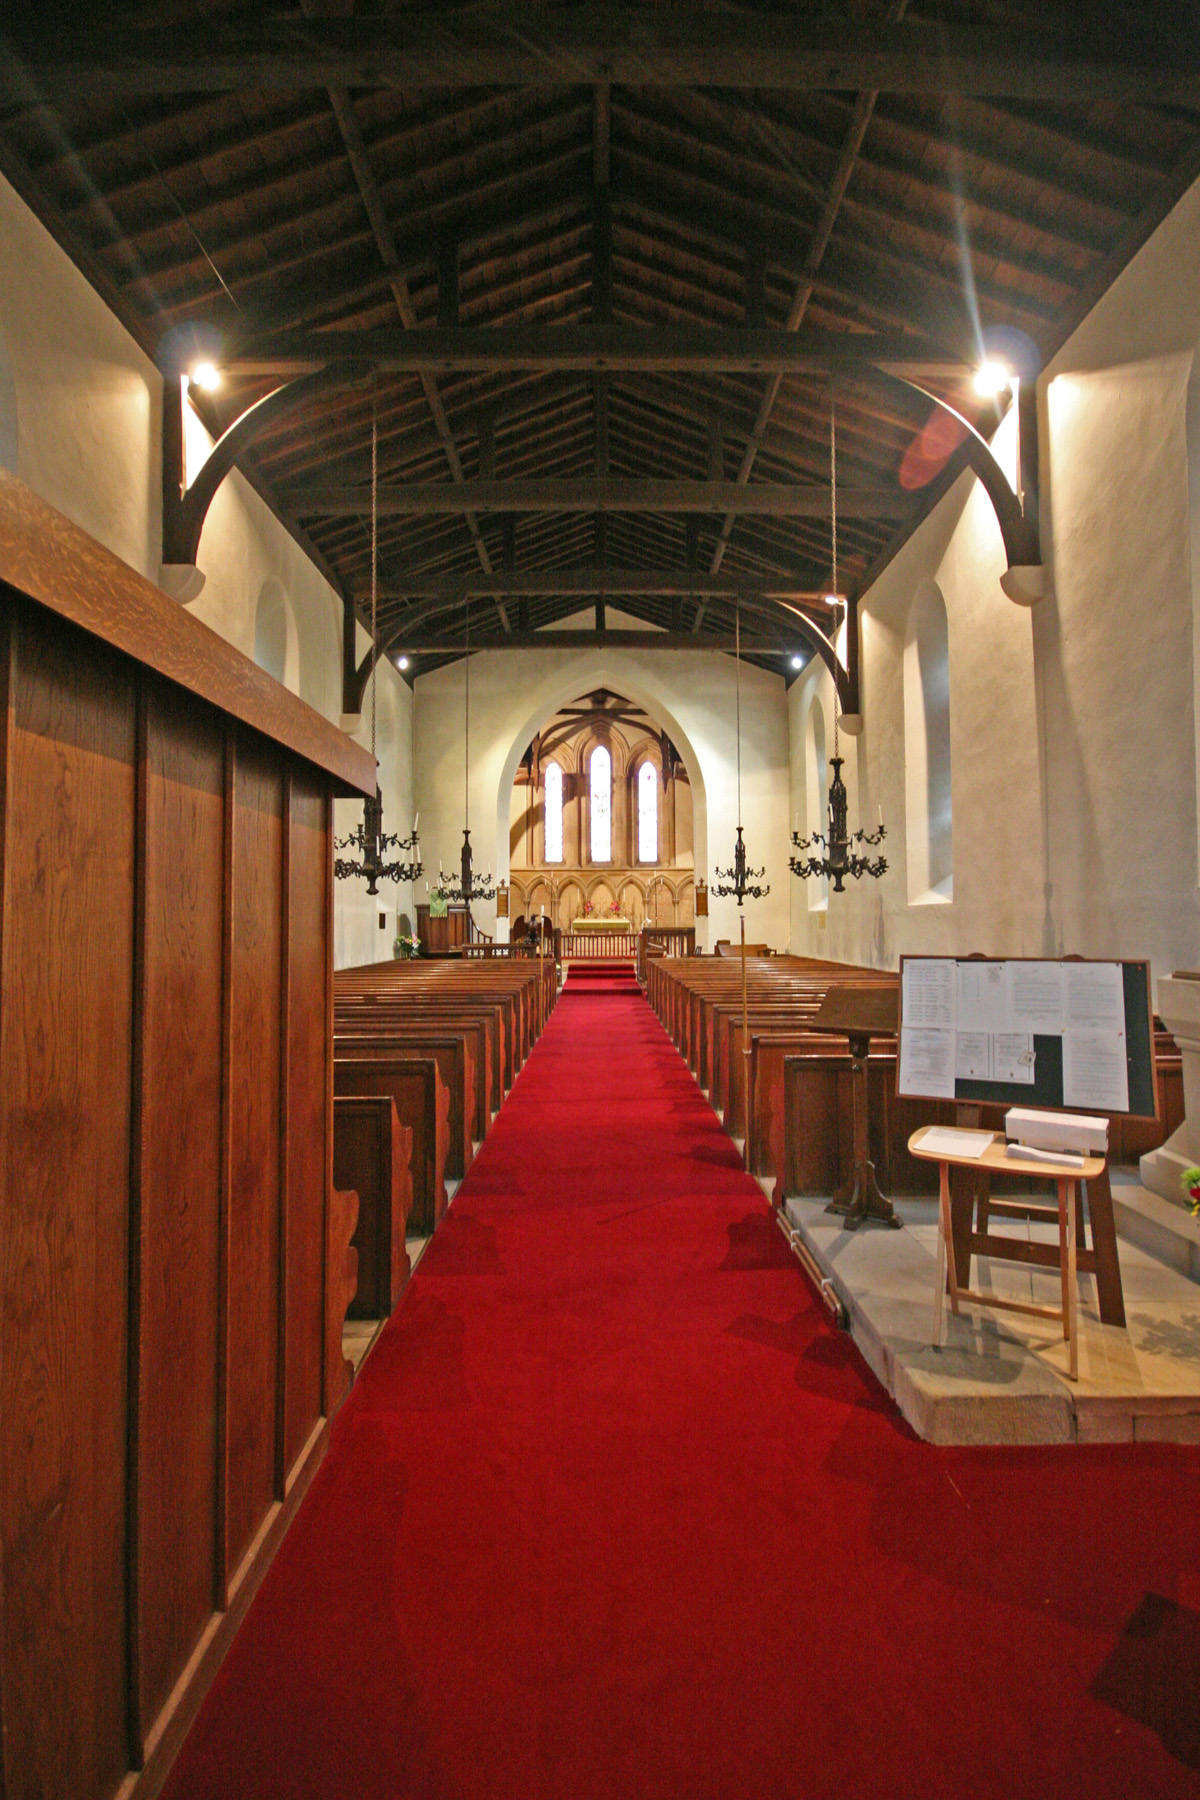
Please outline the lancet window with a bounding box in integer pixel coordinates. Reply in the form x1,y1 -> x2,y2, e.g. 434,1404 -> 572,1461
590,745 -> 612,862
543,761 -> 564,862
637,761 -> 658,863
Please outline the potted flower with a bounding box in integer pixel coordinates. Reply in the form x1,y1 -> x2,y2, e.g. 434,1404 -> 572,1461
393,931 -> 421,959
1182,1167 -> 1200,1217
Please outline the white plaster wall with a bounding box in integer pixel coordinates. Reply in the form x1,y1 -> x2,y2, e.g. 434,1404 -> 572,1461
0,170 -> 414,973
0,177 -> 159,576
413,611 -> 792,950
789,176 -> 1200,991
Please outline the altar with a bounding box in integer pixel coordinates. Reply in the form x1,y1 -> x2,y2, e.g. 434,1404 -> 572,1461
571,916 -> 632,935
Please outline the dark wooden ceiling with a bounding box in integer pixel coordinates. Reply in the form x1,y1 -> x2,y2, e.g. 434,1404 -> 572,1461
2,4 -> 1199,679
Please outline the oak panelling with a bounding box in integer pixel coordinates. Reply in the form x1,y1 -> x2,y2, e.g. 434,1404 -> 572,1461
0,473 -> 375,802
0,610 -> 136,1800
284,772 -> 330,1477
134,684 -> 225,1745
224,731 -> 284,1593
0,478 -> 358,1800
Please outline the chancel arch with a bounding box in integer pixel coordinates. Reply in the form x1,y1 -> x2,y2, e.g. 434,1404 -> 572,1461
904,579 -> 954,905
507,686 -> 697,933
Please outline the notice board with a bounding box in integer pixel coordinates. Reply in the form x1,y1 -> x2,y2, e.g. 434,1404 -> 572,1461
896,957 -> 1157,1119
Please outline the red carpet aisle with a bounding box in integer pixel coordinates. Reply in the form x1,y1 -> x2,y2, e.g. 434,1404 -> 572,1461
163,990 -> 1200,1800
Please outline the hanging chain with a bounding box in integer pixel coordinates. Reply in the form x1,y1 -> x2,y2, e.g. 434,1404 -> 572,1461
370,382 -> 379,774
464,591 -> 470,824
735,600 -> 742,828
830,387 -> 840,764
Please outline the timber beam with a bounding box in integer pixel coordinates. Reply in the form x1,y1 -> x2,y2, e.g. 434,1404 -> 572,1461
352,569 -> 837,602
192,327 -> 968,379
380,630 -> 801,653
286,479 -> 910,517
8,14 -> 1199,103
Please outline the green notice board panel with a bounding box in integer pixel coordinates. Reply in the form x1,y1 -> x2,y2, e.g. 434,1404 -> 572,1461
897,957 -> 1157,1120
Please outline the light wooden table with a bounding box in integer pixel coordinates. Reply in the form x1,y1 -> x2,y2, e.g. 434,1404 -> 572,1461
908,1128 -> 1107,1381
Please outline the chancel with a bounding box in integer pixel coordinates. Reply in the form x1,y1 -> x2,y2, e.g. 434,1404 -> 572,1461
2,9 -> 1200,1799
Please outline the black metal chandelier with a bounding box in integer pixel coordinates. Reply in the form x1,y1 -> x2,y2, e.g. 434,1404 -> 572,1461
712,606 -> 770,908
790,395 -> 887,894
334,385 -> 422,896
437,593 -> 496,907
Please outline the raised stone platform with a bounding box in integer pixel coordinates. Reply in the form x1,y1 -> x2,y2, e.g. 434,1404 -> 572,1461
776,1183 -> 1200,1446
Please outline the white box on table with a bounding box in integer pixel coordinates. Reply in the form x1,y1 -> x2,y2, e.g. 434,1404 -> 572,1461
1004,1107 -> 1109,1155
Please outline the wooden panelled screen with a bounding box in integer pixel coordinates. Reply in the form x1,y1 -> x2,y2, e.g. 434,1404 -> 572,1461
0,473 -> 376,1800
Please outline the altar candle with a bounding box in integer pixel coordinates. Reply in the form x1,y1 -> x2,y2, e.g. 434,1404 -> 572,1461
413,812 -> 419,832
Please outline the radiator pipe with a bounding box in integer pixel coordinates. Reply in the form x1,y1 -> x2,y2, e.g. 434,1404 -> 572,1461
774,1211 -> 848,1330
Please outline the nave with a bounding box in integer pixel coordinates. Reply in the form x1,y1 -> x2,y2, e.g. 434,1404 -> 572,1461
164,984 -> 1200,1800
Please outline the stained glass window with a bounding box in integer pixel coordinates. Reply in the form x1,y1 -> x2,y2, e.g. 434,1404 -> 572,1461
637,761 -> 658,862
590,745 -> 611,861
543,761 -> 563,862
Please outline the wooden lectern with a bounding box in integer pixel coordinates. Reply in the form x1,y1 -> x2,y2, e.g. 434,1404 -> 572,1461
811,984 -> 901,1230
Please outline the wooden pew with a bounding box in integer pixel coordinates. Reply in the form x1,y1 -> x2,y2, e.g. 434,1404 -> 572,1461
333,1054 -> 449,1235
337,1026 -> 474,1180
334,1095 -> 413,1318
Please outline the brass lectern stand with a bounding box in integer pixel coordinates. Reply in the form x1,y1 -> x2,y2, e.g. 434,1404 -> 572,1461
811,984 -> 901,1231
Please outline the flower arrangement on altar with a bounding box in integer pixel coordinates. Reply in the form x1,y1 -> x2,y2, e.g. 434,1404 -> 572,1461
607,899 -> 622,917
1182,1166 -> 1200,1216
393,932 -> 421,959
581,898 -> 595,917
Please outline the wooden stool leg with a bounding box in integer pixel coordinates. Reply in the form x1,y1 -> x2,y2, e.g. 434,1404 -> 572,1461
1065,1177 -> 1079,1382
933,1161 -> 954,1346
944,1165 -> 962,1317
1057,1177 -> 1071,1335
1083,1166 -> 1126,1328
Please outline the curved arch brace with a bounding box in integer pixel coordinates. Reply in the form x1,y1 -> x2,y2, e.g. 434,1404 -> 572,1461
164,365 -> 349,568
748,595 -> 857,715
874,369 -> 1041,572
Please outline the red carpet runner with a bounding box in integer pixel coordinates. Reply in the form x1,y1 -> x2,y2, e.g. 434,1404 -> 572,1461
164,989 -> 1200,1800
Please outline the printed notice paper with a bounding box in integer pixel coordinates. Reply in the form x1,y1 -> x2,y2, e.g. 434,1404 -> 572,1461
899,1027 -> 956,1099
992,1033 -> 1035,1084
955,1032 -> 991,1080
1063,1028 -> 1129,1113
1010,962 -> 1065,1034
902,959 -> 956,1028
957,961 -> 1012,1033
1065,961 -> 1125,1031
917,1126 -> 994,1160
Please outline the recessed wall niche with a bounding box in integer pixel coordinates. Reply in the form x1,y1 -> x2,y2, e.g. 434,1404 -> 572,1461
903,579 -> 954,905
